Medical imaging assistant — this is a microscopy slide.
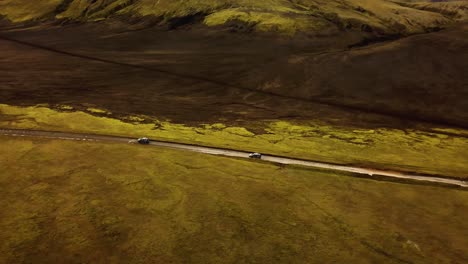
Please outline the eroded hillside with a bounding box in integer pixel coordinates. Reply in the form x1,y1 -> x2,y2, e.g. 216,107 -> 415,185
0,0 -> 464,36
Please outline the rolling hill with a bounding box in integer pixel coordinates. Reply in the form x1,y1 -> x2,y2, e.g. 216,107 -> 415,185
0,0 -> 465,36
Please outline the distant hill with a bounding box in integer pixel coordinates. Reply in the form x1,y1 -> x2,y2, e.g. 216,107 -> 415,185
404,1 -> 468,21
0,0 -> 465,36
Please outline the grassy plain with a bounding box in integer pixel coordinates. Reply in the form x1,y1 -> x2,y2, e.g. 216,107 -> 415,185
0,136 -> 467,263
0,2 -> 466,263
1,104 -> 467,179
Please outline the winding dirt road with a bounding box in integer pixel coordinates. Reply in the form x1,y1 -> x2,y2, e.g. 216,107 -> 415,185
1,128 -> 467,188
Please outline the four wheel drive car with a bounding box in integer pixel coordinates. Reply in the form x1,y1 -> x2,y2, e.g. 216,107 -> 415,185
249,153 -> 262,159
137,137 -> 150,144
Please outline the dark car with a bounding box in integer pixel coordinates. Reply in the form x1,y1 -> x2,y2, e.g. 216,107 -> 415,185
249,153 -> 262,159
137,137 -> 150,144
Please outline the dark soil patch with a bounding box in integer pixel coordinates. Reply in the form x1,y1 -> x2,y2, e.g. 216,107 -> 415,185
0,22 -> 466,130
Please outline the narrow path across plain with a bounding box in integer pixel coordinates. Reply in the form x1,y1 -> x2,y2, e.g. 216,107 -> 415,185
1,128 -> 467,188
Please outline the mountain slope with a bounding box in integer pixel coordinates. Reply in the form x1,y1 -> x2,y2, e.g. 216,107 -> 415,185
0,0 -> 460,35
406,1 -> 468,21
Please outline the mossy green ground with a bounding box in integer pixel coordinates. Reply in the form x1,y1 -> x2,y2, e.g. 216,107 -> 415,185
0,137 -> 467,263
0,0 -> 61,22
1,104 -> 467,178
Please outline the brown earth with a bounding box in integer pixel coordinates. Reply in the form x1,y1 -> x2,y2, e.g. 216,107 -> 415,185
0,20 -> 467,129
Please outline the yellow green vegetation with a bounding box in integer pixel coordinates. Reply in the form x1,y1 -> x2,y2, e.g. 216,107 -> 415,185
204,8 -> 326,35
1,104 -> 467,178
405,1 -> 468,21
57,0 -> 132,20
0,137 -> 467,263
203,0 -> 451,34
0,0 -> 452,35
0,0 -> 61,22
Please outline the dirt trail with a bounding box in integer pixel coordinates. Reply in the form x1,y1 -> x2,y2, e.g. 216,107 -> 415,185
1,128 -> 466,188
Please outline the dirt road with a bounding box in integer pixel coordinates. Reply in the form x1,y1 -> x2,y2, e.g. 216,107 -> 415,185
1,128 -> 466,188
